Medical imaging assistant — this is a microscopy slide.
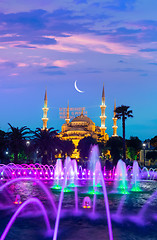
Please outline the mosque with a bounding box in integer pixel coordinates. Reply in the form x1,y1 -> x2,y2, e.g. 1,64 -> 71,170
42,84 -> 118,158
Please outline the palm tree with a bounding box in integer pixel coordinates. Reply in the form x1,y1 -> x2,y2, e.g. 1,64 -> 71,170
7,123 -> 30,164
32,127 -> 60,165
114,105 -> 133,161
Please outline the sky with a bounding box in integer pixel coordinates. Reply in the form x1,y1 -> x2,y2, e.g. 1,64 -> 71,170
0,0 -> 157,141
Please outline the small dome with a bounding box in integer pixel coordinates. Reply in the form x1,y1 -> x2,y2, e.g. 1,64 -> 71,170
71,113 -> 94,124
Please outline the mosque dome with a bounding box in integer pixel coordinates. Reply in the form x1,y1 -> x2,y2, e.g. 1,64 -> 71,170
71,113 -> 94,125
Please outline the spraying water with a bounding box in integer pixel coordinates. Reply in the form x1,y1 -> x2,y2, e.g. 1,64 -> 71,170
0,197 -> 51,240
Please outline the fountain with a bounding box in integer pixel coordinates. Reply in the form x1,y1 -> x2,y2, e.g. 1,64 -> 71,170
0,197 -> 52,240
131,160 -> 141,192
0,148 -> 157,240
114,159 -> 129,194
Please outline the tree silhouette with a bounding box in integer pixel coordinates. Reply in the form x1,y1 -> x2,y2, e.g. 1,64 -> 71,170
32,127 -> 59,164
61,140 -> 75,157
115,105 -> 133,160
7,123 -> 30,164
126,136 -> 142,160
106,136 -> 123,166
77,136 -> 97,159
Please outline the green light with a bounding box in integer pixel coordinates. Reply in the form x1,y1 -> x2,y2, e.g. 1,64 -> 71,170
51,184 -> 62,190
63,188 -> 72,193
118,182 -> 128,190
87,190 -> 100,195
117,184 -> 129,194
131,186 -> 142,192
68,183 -> 76,188
96,183 -> 102,187
120,190 -> 129,194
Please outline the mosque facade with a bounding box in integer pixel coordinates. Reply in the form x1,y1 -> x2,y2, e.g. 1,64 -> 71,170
42,84 -> 118,158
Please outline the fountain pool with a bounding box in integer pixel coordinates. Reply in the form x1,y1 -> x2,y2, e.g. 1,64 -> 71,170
0,178 -> 157,240
0,147 -> 157,240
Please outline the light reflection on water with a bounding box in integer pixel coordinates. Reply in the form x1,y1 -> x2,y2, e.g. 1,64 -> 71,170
0,180 -> 157,240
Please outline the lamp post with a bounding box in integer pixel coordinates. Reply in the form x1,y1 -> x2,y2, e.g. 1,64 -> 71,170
143,143 -> 146,167
26,141 -> 30,161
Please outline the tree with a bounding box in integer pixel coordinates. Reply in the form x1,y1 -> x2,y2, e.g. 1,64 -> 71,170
61,140 -> 75,157
32,127 -> 59,165
7,123 -> 30,164
126,147 -> 137,160
146,151 -> 157,162
77,136 -> 97,159
106,136 -> 123,166
115,105 -> 133,161
126,136 -> 142,160
150,136 -> 157,149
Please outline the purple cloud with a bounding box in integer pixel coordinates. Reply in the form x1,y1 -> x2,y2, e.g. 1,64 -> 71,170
103,0 -> 137,11
0,61 -> 17,68
139,48 -> 157,52
14,44 -> 36,48
149,62 -> 157,65
73,0 -> 88,4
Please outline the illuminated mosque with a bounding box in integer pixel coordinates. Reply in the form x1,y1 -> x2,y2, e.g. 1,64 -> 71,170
42,84 -> 118,158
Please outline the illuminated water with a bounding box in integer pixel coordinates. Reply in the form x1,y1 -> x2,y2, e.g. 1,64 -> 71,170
1,152 -> 157,240
0,179 -> 157,240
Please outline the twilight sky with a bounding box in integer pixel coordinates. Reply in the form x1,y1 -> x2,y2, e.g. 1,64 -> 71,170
0,0 -> 157,141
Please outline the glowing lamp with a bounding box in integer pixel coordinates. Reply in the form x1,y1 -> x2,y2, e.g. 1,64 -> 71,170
14,201 -> 22,204
14,195 -> 22,204
83,196 -> 91,209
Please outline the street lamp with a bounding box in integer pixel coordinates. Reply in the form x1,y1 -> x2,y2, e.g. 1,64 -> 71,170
26,141 -> 30,161
26,141 -> 30,147
143,143 -> 146,167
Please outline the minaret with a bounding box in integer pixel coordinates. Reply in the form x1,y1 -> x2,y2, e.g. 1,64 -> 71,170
100,83 -> 107,137
65,101 -> 70,124
42,87 -> 49,130
112,99 -> 118,137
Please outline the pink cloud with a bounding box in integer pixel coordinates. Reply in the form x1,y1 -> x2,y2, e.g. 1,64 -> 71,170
9,73 -> 19,76
38,44 -> 81,53
53,60 -> 76,67
0,59 -> 8,63
18,63 -> 29,67
44,34 -> 138,56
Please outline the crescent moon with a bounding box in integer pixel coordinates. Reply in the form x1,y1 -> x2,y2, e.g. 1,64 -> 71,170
74,80 -> 84,93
